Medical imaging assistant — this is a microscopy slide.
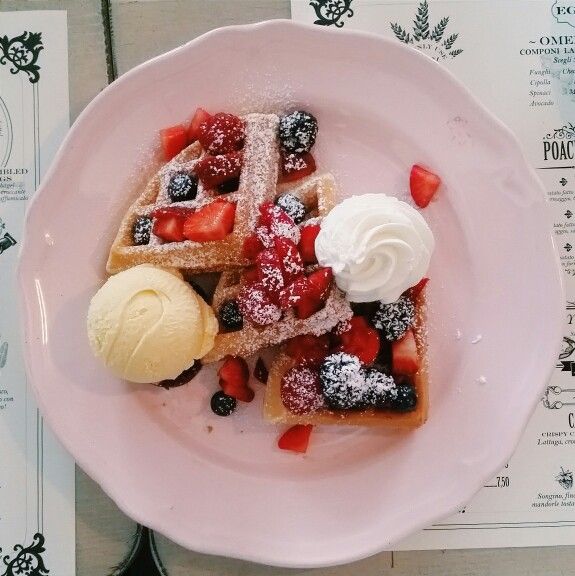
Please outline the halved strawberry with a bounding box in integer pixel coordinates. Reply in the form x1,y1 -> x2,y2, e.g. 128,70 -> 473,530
198,112 -> 245,155
298,224 -> 320,264
256,248 -> 285,296
151,206 -> 195,219
285,334 -> 330,366
307,267 -> 333,301
293,268 -> 332,319
237,281 -> 282,326
408,277 -> 429,299
242,233 -> 264,260
195,151 -> 242,189
277,276 -> 309,310
187,108 -> 212,143
278,424 -> 313,453
392,329 -> 420,375
335,316 -> 380,365
279,151 -> 316,183
183,200 -> 236,242
160,124 -> 188,161
241,266 -> 259,286
410,165 -> 441,208
152,209 -> 189,242
218,355 -> 254,402
257,202 -> 300,246
273,237 -> 304,283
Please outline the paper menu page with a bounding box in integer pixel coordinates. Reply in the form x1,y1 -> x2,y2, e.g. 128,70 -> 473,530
0,11 -> 75,575
292,0 -> 575,549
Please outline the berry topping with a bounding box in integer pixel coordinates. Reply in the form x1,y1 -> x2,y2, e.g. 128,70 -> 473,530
288,267 -> 332,319
182,200 -> 236,242
237,281 -> 282,326
160,124 -> 188,161
298,224 -> 321,264
410,164 -> 441,208
152,209 -> 189,243
254,357 -> 269,384
195,151 -> 243,189
277,276 -> 310,311
285,334 -> 330,366
218,356 -> 254,402
281,365 -> 324,415
257,202 -> 300,247
275,194 -> 306,224
217,177 -> 240,194
158,361 -> 202,389
168,171 -> 198,202
241,266 -> 259,285
319,353 -> 365,410
335,316 -> 381,365
278,424 -> 313,454
278,111 -> 318,154
210,390 -> 237,417
132,216 -> 152,246
279,151 -> 317,183
187,108 -> 212,142
362,369 -> 398,409
408,277 -> 429,299
391,329 -> 420,375
388,382 -> 418,412
256,248 -> 285,296
198,112 -> 245,155
218,300 -> 243,332
307,267 -> 333,301
372,295 -> 415,341
242,234 -> 264,260
273,237 -> 304,283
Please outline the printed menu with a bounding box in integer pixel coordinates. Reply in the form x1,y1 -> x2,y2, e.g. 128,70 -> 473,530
0,11 -> 75,574
293,0 -> 575,549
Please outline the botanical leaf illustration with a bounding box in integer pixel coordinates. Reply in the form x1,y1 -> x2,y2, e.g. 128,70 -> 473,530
412,0 -> 429,41
444,33 -> 459,50
391,23 -> 411,44
430,17 -> 449,41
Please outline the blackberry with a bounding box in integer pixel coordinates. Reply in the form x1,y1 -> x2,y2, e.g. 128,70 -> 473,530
217,177 -> 240,194
219,300 -> 243,331
167,171 -> 198,202
388,382 -> 417,412
132,216 -> 152,245
372,295 -> 415,341
362,368 -> 398,409
275,194 -> 306,224
278,111 -> 318,154
210,391 -> 237,416
319,353 -> 365,410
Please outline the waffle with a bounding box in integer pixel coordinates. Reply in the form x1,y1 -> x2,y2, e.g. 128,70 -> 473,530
202,173 -> 354,363
263,292 -> 428,428
106,114 -> 280,274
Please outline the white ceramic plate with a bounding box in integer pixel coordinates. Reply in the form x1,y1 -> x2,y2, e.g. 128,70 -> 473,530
18,21 -> 563,567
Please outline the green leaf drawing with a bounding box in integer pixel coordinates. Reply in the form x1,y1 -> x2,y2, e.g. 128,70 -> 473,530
450,49 -> 463,57
391,22 -> 411,44
444,33 -> 459,50
430,17 -> 449,41
412,0 -> 429,41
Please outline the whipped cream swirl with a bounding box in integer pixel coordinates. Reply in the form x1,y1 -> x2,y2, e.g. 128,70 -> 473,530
315,194 -> 434,303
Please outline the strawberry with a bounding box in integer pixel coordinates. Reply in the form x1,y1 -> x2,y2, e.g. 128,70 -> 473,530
256,202 -> 300,247
279,151 -> 316,183
278,424 -> 313,453
195,151 -> 242,189
273,237 -> 304,283
237,281 -> 282,326
218,356 -> 254,402
160,124 -> 188,161
307,267 -> 333,301
198,112 -> 245,155
242,233 -> 264,260
335,316 -> 380,365
277,276 -> 310,310
298,224 -> 320,264
408,277 -> 429,299
241,266 -> 259,285
285,334 -> 330,366
256,248 -> 285,296
183,200 -> 236,242
281,367 -> 323,415
151,206 -> 195,219
152,209 -> 190,242
187,108 -> 212,142
392,329 -> 420,375
410,164 -> 441,208
293,268 -> 332,319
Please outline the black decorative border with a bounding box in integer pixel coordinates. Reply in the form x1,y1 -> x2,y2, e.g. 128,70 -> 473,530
309,0 -> 354,28
0,32 -> 43,84
0,533 -> 49,576
544,122 -> 575,140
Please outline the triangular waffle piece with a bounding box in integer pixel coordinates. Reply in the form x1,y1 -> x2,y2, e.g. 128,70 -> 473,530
263,291 -> 428,428
202,173 -> 353,363
106,114 -> 280,274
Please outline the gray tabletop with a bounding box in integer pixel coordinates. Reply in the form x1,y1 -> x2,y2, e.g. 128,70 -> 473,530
2,1 -> 574,574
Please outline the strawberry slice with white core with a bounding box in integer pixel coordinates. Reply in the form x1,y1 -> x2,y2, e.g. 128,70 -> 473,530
182,200 -> 236,242
187,108 -> 212,143
392,329 -> 420,374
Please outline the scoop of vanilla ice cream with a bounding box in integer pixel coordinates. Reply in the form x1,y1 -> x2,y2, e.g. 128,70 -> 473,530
87,265 -> 217,383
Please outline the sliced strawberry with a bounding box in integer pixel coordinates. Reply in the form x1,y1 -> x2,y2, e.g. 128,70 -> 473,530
277,276 -> 310,310
256,248 -> 285,296
408,277 -> 429,299
152,211 -> 187,242
187,108 -> 212,142
278,424 -> 313,453
285,334 -> 330,366
218,355 -> 254,403
307,267 -> 333,301
335,316 -> 380,365
242,233 -> 264,260
281,367 -> 323,415
241,266 -> 259,286
410,165 -> 441,208
151,206 -> 195,219
183,200 -> 236,242
237,281 -> 282,326
298,224 -> 320,264
256,202 -> 300,247
160,124 -> 188,161
195,151 -> 242,189
198,112 -> 245,155
273,237 -> 304,283
279,151 -> 316,183
293,294 -> 324,320
392,329 -> 420,375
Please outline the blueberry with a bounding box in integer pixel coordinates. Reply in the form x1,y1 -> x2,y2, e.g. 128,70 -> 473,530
319,352 -> 365,410
132,216 -> 152,245
210,391 -> 237,416
275,194 -> 306,224
278,111 -> 318,154
372,295 -> 415,341
217,177 -> 240,194
362,368 -> 397,409
388,382 -> 418,412
168,171 -> 198,202
219,300 -> 243,331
